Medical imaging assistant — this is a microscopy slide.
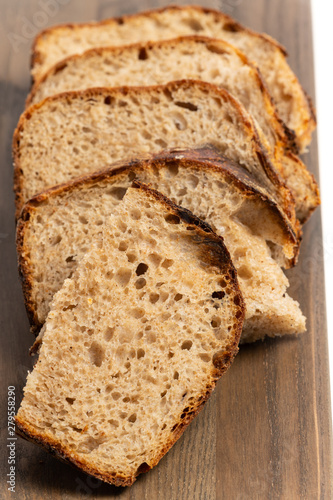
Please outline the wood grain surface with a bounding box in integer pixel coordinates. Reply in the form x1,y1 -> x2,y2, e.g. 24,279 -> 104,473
0,0 -> 332,498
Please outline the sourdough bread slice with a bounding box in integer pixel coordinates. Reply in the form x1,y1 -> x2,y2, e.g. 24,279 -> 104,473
26,36 -> 319,222
15,182 -> 244,487
13,80 -> 297,239
30,5 -> 316,151
17,148 -> 305,344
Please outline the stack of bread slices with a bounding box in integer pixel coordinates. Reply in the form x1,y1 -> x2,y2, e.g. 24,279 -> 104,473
14,5 -> 319,487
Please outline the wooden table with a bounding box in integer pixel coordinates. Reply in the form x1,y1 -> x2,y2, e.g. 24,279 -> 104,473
0,0 -> 331,498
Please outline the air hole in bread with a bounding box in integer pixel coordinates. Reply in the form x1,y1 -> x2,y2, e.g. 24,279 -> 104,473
118,100 -> 128,108
112,392 -> 121,401
106,270 -> 114,280
165,214 -> 180,225
140,130 -> 152,140
206,42 -> 228,55
108,186 -> 127,200
114,268 -> 132,287
127,253 -> 137,263
160,292 -> 169,304
118,241 -> 128,251
128,413 -> 137,423
147,332 -> 157,343
108,419 -> 119,428
154,138 -> 168,148
131,308 -> 145,319
223,21 -> 241,32
174,293 -> 183,302
79,215 -> 88,224
166,161 -> 179,177
138,47 -> 148,60
187,174 -> 199,189
199,353 -> 211,362
174,101 -> 198,112
173,371 -> 179,380
66,397 -> 75,405
135,278 -> 146,289
237,265 -> 253,280
88,341 -> 105,367
171,111 -> 188,131
217,278 -> 228,288
62,304 -> 77,311
181,340 -> 192,350
148,253 -> 163,267
105,384 -> 114,394
137,348 -> 145,359
211,316 -> 222,328
127,171 -> 136,182
82,126 -> 92,133
51,235 -> 62,245
234,295 -> 242,306
161,258 -> 174,269
212,291 -> 225,300
104,327 -> 115,341
130,209 -> 141,220
136,263 -> 148,276
182,18 -> 204,31
137,462 -> 150,474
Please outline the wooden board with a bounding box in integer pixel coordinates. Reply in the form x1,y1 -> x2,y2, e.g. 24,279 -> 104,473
0,0 -> 332,498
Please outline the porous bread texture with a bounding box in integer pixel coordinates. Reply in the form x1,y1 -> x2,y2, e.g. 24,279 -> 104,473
13,81 -> 296,236
28,36 -> 286,152
27,37 -> 319,222
17,152 -> 306,343
15,184 -> 244,487
31,5 -> 316,151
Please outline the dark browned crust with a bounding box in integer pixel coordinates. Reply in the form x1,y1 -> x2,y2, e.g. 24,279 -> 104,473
16,146 -> 298,336
13,79 -> 298,229
16,179 -> 244,487
284,151 -> 320,224
26,35 -> 294,152
30,4 -> 287,79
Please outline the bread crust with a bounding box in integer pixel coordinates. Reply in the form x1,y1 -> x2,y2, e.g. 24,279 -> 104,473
16,180 -> 244,487
29,4 -> 316,149
16,147 -> 298,336
12,79 -> 297,232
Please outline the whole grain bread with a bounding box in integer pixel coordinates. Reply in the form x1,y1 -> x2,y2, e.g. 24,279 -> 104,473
13,80 -> 298,240
15,182 -> 244,487
30,5 -> 316,151
17,148 -> 305,344
26,36 -> 319,222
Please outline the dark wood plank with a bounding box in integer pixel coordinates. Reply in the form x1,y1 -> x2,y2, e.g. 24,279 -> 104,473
0,1 -> 331,499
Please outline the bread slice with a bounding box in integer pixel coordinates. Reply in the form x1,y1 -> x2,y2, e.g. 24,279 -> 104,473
17,148 -> 305,344
30,5 -> 316,152
26,36 -> 319,222
13,80 -> 297,239
15,181 -> 244,487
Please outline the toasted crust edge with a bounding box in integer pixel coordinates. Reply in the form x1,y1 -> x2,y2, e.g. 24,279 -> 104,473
16,180 -> 244,487
16,147 -> 297,335
13,79 -> 297,228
